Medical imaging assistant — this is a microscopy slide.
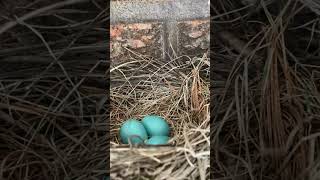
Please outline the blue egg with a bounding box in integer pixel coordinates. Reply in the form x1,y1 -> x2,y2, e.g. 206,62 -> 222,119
146,136 -> 169,145
119,119 -> 148,144
141,115 -> 170,136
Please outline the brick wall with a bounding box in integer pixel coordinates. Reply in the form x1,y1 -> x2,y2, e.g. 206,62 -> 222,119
110,0 -> 210,62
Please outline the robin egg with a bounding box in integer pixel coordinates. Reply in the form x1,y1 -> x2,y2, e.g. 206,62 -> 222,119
146,136 -> 169,145
141,115 -> 170,136
119,119 -> 148,144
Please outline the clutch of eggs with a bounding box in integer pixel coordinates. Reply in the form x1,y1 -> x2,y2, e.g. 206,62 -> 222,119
119,115 -> 170,145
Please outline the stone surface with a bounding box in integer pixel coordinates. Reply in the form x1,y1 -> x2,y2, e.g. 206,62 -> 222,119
110,0 -> 209,24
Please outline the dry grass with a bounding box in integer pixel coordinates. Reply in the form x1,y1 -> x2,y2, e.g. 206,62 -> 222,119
213,0 -> 320,179
0,0 -> 108,179
110,51 -> 210,179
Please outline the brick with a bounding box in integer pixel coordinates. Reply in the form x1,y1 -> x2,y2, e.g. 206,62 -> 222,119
110,25 -> 124,38
127,23 -> 153,30
126,39 -> 146,48
178,20 -> 210,57
110,22 -> 162,61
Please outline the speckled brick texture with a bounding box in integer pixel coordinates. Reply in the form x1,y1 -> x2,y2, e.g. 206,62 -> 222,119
110,23 -> 162,61
110,20 -> 209,61
178,20 -> 210,56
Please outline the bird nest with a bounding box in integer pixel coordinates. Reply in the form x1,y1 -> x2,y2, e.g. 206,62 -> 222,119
110,52 -> 210,179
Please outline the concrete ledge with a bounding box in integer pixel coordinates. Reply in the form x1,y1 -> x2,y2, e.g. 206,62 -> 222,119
110,0 -> 210,24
